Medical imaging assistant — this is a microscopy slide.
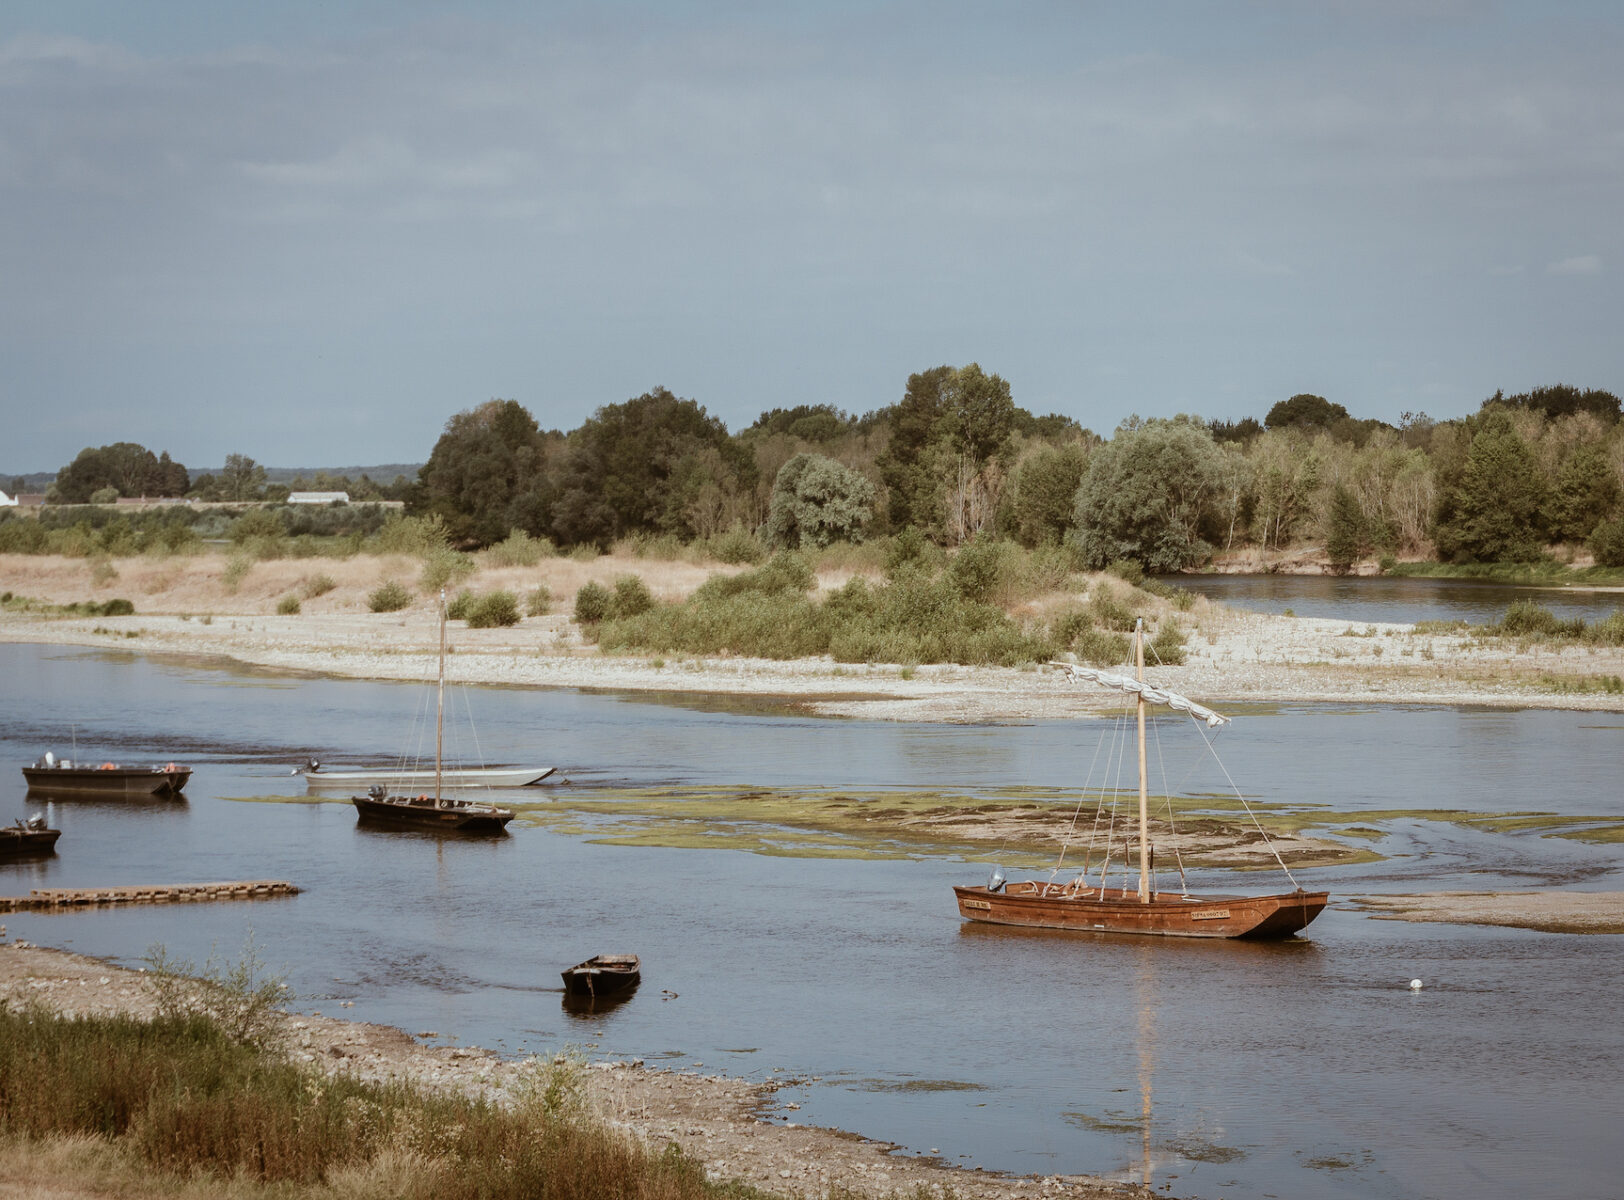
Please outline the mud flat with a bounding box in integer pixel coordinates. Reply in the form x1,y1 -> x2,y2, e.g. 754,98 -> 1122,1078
0,940 -> 1148,1199
1346,891 -> 1624,934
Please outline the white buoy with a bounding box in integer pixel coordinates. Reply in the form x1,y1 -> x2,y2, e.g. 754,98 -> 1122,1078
1409,978 -> 1423,990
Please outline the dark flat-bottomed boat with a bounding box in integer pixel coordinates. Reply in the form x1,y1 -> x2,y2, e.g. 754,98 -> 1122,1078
561,954 -> 640,998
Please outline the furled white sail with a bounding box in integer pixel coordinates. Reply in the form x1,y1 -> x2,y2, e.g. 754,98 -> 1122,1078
1048,661 -> 1230,727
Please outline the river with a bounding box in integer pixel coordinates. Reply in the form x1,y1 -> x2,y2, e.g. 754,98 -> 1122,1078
2,635 -> 1620,1200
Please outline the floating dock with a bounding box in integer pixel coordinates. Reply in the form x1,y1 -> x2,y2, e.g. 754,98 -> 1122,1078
0,880 -> 300,912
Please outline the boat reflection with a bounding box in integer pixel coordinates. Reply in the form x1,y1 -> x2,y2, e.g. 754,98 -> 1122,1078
561,982 -> 640,1019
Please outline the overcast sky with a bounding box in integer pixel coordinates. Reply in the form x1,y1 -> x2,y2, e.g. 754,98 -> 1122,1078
3,2 -> 1621,473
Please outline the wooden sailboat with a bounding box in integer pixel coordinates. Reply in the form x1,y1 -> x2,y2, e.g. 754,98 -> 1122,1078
952,620 -> 1327,939
351,593 -> 516,835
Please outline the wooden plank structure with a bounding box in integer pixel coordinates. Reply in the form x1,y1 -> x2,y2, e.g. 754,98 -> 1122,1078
0,880 -> 300,912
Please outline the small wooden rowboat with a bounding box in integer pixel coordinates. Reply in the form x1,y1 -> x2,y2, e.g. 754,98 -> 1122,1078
561,954 -> 640,998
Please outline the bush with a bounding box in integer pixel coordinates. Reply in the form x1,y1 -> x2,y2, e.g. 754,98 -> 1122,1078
1149,620 -> 1187,665
1496,601 -> 1583,638
708,524 -> 766,565
301,573 -> 336,599
611,575 -> 655,618
1589,516 -> 1624,568
221,553 -> 252,592
370,513 -> 449,556
420,546 -> 476,593
368,580 -> 412,613
1072,625 -> 1131,666
98,597 -> 135,616
446,589 -> 474,620
276,595 -> 301,615
466,590 -> 521,628
525,585 -> 552,616
486,528 -> 552,568
573,580 -> 611,624
1106,558 -> 1145,586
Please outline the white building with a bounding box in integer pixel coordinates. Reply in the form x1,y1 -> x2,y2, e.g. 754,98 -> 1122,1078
288,491 -> 350,505
0,490 -> 17,507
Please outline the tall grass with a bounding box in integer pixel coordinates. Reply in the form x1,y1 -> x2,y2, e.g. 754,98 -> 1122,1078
0,1006 -> 730,1199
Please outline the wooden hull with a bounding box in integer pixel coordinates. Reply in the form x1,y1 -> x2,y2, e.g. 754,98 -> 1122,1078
22,766 -> 190,797
561,955 -> 640,998
306,765 -> 553,790
953,881 -> 1328,940
0,828 -> 61,859
350,793 -> 514,834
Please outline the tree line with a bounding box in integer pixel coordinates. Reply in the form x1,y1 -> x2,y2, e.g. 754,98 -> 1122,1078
16,374 -> 1624,571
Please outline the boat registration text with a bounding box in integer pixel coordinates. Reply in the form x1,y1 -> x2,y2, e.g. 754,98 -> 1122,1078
1189,908 -> 1232,921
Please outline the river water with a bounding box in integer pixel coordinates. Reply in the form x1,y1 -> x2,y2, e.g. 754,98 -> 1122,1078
1159,572 -> 1624,625
2,631 -> 1621,1200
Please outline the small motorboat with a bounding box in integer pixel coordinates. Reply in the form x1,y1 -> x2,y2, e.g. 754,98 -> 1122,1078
22,752 -> 190,797
561,954 -> 641,999
352,785 -> 515,833
0,815 -> 62,859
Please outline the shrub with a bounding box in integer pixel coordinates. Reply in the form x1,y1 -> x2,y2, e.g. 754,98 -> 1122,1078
1496,601 -> 1583,638
525,585 -> 552,616
98,598 -> 135,616
221,553 -> 252,592
708,524 -> 766,565
368,580 -> 412,613
301,573 -> 336,599
611,575 -> 655,618
371,513 -> 449,556
573,580 -> 611,624
446,589 -> 474,620
1088,580 -> 1140,632
1072,625 -> 1131,666
1149,620 -> 1187,665
1589,516 -> 1624,568
420,546 -> 476,593
466,590 -> 521,628
486,528 -> 551,568
1106,558 -> 1145,586
276,595 -> 301,615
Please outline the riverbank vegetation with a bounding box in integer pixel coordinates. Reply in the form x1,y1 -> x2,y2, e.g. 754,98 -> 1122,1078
10,377 -> 1624,587
0,1004 -> 765,1200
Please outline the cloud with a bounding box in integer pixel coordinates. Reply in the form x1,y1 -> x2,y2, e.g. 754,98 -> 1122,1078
1546,254 -> 1603,276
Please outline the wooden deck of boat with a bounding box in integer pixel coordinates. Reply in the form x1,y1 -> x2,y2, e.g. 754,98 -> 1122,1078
0,880 -> 300,912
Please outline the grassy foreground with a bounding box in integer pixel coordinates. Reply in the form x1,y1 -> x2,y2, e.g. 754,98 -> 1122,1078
0,1003 -> 792,1200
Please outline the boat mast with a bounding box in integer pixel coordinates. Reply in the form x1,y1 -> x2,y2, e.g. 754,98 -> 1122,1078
435,588 -> 446,803
1136,618 -> 1150,903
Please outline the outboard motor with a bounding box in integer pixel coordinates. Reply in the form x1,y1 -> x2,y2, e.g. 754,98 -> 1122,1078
26,815 -> 46,831
43,751 -> 56,767
987,868 -> 1007,894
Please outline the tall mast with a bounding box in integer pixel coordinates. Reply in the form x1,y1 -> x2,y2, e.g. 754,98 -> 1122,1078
435,588 -> 446,802
1136,618 -> 1150,903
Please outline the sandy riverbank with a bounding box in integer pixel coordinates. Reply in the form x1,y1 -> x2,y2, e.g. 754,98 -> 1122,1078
5,551 -> 1624,720
0,940 -> 1146,1200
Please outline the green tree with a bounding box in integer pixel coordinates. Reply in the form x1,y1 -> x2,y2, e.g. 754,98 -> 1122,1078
1546,444 -> 1620,543
875,363 -> 1016,542
1433,411 -> 1548,562
220,454 -> 266,502
551,387 -> 755,547
763,453 -> 876,549
1324,484 -> 1366,573
54,442 -> 173,502
1072,419 -> 1226,571
1004,443 -> 1088,547
1265,393 -> 1349,430
1484,384 -> 1621,422
414,399 -> 556,547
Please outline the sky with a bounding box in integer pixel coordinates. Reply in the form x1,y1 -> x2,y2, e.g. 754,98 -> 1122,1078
3,1 -> 1622,473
